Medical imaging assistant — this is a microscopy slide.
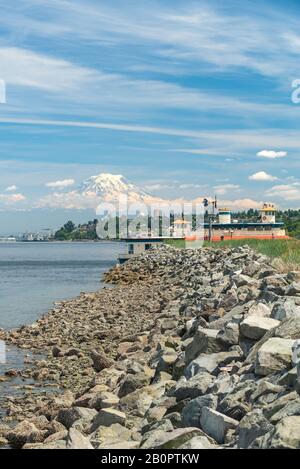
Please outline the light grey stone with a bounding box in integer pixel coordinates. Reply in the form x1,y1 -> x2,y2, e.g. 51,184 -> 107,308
271,299 -> 300,321
255,338 -> 295,376
240,316 -> 280,340
184,350 -> 242,378
66,428 -> 94,449
91,408 -> 126,431
237,409 -> 274,448
245,303 -> 271,318
168,372 -> 214,401
251,416 -> 300,449
200,406 -> 238,444
185,327 -> 224,365
182,394 -> 218,428
150,428 -> 209,449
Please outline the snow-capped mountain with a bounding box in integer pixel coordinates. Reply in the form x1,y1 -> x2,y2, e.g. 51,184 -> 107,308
78,173 -> 151,203
39,173 -> 163,210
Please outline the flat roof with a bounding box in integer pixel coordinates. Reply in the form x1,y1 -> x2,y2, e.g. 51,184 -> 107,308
205,222 -> 284,228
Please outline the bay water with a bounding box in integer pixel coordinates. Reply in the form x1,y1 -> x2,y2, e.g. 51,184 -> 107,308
0,241 -> 118,416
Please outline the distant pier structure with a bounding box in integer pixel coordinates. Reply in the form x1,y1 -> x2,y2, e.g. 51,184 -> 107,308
204,202 -> 287,242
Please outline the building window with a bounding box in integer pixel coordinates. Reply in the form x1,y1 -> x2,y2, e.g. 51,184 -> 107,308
128,244 -> 134,254
145,243 -> 152,251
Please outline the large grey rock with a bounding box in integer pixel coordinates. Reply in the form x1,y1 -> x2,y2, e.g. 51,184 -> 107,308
118,374 -> 150,398
66,428 -> 94,449
232,274 -> 258,288
252,416 -> 300,449
271,299 -> 300,321
208,374 -> 240,400
245,303 -> 271,318
91,408 -> 126,430
246,316 -> 300,364
269,400 -> 300,424
148,427 -> 210,449
168,372 -> 214,401
44,430 -> 68,443
182,394 -> 218,428
7,420 -> 43,449
200,407 -> 238,444
255,338 -> 295,376
177,435 -> 216,449
184,350 -> 242,378
250,380 -> 284,403
0,424 -> 9,439
57,407 -> 97,429
91,350 -> 114,372
89,391 -> 119,410
216,322 -> 239,346
218,380 -> 256,421
185,327 -> 224,364
285,282 -> 300,296
242,260 -> 264,277
240,316 -> 280,341
263,391 -> 299,420
23,440 -> 67,449
278,367 -> 297,387
237,409 -> 274,448
209,304 -> 245,330
90,423 -> 132,449
220,288 -> 239,311
155,351 -> 178,375
261,275 -> 288,295
274,316 -> 300,339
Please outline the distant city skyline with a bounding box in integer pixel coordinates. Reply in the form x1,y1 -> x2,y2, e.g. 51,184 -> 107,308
0,0 -> 300,231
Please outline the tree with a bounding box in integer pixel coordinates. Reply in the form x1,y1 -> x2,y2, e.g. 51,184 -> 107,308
63,220 -> 75,233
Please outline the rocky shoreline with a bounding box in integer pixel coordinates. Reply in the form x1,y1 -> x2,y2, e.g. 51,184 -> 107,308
1,244 -> 300,449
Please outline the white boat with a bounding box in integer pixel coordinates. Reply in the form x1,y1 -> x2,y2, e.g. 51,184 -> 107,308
0,236 -> 17,243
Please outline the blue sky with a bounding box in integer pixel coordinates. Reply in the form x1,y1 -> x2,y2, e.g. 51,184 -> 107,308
0,0 -> 300,231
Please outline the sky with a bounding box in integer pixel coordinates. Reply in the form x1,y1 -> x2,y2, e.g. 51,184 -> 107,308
0,0 -> 300,232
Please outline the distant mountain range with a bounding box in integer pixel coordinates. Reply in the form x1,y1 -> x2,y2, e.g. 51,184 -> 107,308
78,173 -> 154,203
39,172 -> 167,210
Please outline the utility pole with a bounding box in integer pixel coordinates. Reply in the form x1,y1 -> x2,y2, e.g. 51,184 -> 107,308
208,215 -> 213,242
203,196 -> 218,243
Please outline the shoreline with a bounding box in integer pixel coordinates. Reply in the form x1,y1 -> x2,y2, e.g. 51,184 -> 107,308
1,244 -> 300,449
0,261 -> 164,424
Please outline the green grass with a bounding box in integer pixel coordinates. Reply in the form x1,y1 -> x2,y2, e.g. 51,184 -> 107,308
165,238 -> 300,271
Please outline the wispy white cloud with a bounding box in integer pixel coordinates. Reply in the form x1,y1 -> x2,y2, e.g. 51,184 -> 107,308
257,150 -> 287,159
218,198 -> 263,210
266,183 -> 300,201
5,184 -> 18,192
213,184 -> 240,195
2,117 -> 300,154
0,193 -> 26,204
0,47 -> 100,92
3,0 -> 299,80
46,178 -> 75,189
37,190 -> 99,210
249,171 -> 278,181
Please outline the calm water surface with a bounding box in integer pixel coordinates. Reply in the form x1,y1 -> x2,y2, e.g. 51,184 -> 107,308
0,242 -> 118,330
0,242 -> 118,418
